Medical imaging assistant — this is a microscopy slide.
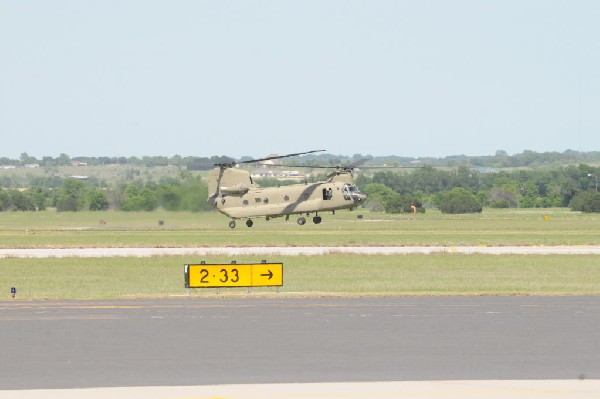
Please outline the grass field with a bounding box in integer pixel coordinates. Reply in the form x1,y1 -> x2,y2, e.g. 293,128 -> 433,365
1,208 -> 600,248
1,208 -> 599,299
2,254 -> 600,300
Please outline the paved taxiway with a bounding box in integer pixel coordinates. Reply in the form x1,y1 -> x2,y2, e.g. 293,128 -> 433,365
1,297 -> 599,392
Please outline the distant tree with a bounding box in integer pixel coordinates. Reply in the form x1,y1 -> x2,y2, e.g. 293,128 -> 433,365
20,152 -> 38,165
121,183 -> 158,211
56,179 -> 86,211
0,176 -> 15,189
10,191 -> 36,211
384,194 -> 424,213
41,156 -> 57,166
0,189 -> 37,211
436,188 -> 482,214
363,183 -> 424,213
569,190 -> 600,212
158,183 -> 180,211
170,154 -> 183,166
363,183 -> 398,212
57,153 -> 71,166
26,187 -> 48,210
0,190 -> 11,211
371,171 -> 405,193
175,176 -> 211,212
409,166 -> 451,194
488,176 -> 520,208
87,188 -> 109,211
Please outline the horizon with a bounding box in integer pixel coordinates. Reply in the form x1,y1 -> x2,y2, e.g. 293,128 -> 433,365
1,147 -> 595,163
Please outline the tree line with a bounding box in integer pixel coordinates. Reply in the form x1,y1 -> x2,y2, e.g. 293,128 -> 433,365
2,153 -> 236,169
0,175 -> 212,212
2,161 -> 600,214
357,164 -> 600,214
4,149 -> 600,170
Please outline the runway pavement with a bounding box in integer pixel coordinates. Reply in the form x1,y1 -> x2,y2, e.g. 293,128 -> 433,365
2,245 -> 600,257
1,296 -> 599,396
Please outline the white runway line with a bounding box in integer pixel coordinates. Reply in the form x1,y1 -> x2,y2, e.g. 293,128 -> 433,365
2,245 -> 600,258
1,380 -> 599,399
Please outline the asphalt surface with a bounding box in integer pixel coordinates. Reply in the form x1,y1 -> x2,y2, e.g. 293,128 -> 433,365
1,296 -> 599,390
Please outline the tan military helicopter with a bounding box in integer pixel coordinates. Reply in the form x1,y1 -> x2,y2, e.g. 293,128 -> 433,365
208,150 -> 368,228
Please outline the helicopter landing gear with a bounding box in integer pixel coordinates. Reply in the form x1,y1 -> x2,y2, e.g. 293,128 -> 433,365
313,215 -> 322,224
228,220 -> 236,229
297,217 -> 306,225
246,219 -> 254,228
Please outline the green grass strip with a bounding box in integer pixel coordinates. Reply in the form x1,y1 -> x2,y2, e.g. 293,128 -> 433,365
2,209 -> 600,247
1,254 -> 599,300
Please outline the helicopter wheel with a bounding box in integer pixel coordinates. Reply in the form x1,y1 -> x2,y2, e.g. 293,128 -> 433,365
228,220 -> 236,229
246,219 -> 254,228
313,216 -> 322,224
297,217 -> 306,226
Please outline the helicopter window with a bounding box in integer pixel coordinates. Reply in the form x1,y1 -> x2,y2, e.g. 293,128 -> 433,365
263,197 -> 269,204
322,188 -> 333,200
342,185 -> 351,200
243,199 -> 249,206
284,195 -> 290,201
255,198 -> 262,204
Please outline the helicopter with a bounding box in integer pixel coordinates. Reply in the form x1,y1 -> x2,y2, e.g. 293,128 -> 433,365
207,150 -> 368,228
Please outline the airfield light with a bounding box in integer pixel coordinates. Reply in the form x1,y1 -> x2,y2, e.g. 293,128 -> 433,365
11,287 -> 16,299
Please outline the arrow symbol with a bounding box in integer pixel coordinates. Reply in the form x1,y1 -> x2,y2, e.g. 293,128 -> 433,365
261,270 -> 273,280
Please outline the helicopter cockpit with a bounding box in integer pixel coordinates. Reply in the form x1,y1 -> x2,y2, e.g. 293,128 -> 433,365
342,184 -> 365,202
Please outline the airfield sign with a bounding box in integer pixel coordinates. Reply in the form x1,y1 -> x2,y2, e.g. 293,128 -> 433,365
185,262 -> 283,288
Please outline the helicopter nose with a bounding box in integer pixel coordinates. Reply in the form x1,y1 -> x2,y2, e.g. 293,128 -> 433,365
353,193 -> 367,203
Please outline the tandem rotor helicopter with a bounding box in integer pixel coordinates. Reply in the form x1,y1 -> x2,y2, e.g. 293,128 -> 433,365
208,150 -> 368,228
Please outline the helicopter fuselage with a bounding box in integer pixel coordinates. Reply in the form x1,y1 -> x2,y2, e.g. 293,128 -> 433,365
213,180 -> 366,219
207,152 -> 368,227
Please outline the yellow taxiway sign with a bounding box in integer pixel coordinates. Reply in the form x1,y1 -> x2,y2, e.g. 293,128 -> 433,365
185,263 -> 283,288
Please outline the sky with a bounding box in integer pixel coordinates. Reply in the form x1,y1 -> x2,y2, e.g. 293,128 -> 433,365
1,1 -> 600,160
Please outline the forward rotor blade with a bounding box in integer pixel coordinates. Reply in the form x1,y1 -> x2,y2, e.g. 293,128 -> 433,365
239,150 -> 326,164
263,164 -> 423,170
278,164 -> 333,169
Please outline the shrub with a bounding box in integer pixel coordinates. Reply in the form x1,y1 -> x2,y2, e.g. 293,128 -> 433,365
569,190 -> 600,212
436,188 -> 482,214
87,189 -> 109,211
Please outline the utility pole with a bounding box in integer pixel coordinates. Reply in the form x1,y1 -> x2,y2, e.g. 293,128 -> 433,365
588,174 -> 598,191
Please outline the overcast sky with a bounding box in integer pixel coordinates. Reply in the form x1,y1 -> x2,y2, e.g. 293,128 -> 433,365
1,1 -> 599,159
